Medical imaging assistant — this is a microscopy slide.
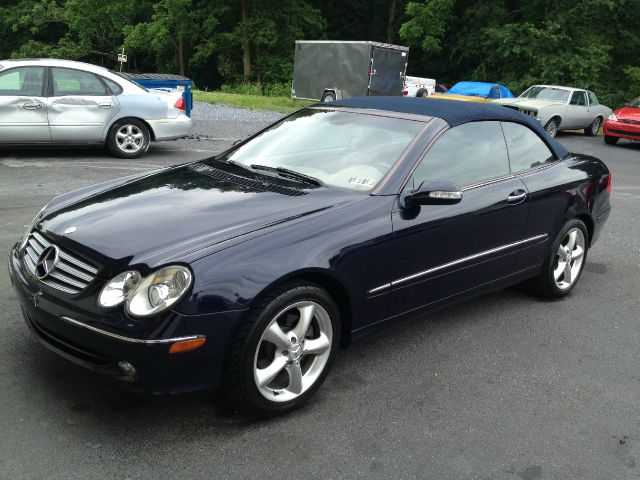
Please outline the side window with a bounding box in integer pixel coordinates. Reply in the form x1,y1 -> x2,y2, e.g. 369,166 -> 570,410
51,68 -> 108,96
0,67 -> 45,96
570,91 -> 587,106
101,76 -> 123,95
412,121 -> 510,187
501,122 -> 555,172
587,91 -> 599,105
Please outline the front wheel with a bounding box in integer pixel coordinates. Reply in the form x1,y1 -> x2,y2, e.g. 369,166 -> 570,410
544,118 -> 559,137
106,119 -> 150,159
604,135 -> 619,145
224,283 -> 340,416
416,88 -> 429,98
321,91 -> 336,102
530,219 -> 588,298
584,117 -> 601,136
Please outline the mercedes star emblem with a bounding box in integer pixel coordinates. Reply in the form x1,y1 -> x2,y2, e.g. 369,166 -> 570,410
35,245 -> 59,280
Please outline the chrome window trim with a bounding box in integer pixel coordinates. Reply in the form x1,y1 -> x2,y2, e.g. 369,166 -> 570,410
60,316 -> 205,345
461,174 -> 517,192
367,233 -> 548,295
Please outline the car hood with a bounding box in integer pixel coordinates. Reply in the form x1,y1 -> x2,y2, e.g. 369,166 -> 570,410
615,106 -> 640,120
38,160 -> 364,273
490,98 -> 563,110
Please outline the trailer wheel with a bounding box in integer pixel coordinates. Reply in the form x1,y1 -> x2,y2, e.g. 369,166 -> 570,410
321,91 -> 336,102
416,89 -> 429,98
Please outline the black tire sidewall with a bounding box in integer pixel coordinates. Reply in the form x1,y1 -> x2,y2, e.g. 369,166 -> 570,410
604,135 -> 618,145
107,119 -> 150,159
321,92 -> 336,102
541,219 -> 589,298
585,117 -> 600,136
545,119 -> 558,137
226,284 -> 340,416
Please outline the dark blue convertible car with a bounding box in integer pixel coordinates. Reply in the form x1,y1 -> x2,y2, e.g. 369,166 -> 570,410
8,97 -> 611,415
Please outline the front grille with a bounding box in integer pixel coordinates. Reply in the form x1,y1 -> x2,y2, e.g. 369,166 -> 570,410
518,108 -> 537,117
23,231 -> 98,295
189,163 -> 307,196
608,128 -> 640,138
620,119 -> 640,125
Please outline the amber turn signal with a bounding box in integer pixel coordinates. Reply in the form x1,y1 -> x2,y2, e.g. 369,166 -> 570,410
168,337 -> 206,354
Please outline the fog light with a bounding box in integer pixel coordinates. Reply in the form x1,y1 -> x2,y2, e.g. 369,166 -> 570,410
118,360 -> 137,377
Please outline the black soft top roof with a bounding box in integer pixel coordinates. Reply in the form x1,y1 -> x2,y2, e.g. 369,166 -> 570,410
329,96 -> 569,158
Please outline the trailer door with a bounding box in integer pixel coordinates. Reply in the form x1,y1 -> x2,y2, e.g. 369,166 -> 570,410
368,46 -> 408,96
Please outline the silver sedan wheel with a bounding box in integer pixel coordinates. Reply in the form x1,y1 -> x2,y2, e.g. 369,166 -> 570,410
115,125 -> 145,153
553,227 -> 586,290
546,120 -> 558,137
253,301 -> 333,402
590,117 -> 601,135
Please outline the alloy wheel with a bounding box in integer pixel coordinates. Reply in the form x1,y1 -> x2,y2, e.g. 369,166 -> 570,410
116,124 -> 145,153
253,301 -> 333,402
546,121 -> 558,137
591,118 -> 601,135
553,227 -> 586,290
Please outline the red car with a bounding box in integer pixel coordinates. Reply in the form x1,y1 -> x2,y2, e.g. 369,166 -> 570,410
603,97 -> 640,144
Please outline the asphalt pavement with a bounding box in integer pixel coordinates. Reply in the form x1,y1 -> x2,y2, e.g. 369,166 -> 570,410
0,108 -> 638,480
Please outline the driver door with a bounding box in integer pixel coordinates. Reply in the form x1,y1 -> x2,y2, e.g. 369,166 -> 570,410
388,121 -> 530,316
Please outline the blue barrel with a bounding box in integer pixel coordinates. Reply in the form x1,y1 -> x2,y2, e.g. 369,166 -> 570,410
117,73 -> 194,117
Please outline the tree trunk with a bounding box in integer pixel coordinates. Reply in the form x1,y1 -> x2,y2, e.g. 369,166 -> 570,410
387,0 -> 396,44
177,32 -> 186,76
242,0 -> 251,81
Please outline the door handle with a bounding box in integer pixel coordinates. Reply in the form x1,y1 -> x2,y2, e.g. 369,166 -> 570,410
23,103 -> 42,110
507,190 -> 527,204
98,102 -> 113,109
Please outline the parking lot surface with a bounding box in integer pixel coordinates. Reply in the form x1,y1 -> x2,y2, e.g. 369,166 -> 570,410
1,105 -> 638,479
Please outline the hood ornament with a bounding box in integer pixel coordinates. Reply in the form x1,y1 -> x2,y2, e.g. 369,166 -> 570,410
64,226 -> 77,234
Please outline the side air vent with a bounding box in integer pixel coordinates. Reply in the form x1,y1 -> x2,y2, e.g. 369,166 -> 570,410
189,163 -> 307,196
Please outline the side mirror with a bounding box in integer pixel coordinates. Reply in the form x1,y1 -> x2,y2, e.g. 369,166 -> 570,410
401,180 -> 463,209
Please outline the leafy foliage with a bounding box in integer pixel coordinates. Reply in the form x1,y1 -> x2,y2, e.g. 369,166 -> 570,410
1,0 -> 639,105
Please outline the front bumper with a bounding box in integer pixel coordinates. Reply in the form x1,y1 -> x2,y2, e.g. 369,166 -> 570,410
8,246 -> 246,395
147,114 -> 194,141
603,120 -> 640,140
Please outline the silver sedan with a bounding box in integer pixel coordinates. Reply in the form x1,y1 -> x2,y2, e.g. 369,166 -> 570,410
0,58 -> 193,158
491,85 -> 612,138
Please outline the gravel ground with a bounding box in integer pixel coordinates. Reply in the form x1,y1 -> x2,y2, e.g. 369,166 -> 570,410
188,102 -> 284,142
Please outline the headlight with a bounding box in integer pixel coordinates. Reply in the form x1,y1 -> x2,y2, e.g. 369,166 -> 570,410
98,271 -> 141,308
98,266 -> 192,317
19,205 -> 47,250
608,113 -> 618,121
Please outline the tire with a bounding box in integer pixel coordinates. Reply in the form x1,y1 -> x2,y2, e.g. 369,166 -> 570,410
544,118 -> 559,138
584,117 -> 601,136
224,282 -> 340,416
529,219 -> 589,298
106,119 -> 151,159
604,135 -> 619,145
321,91 -> 336,102
416,88 -> 429,98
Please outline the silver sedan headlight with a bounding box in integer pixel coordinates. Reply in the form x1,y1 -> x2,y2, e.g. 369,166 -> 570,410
98,266 -> 192,317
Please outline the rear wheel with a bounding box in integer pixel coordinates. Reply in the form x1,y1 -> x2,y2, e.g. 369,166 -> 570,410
106,119 -> 150,159
604,135 -> 619,145
544,118 -> 559,137
321,91 -> 336,102
584,117 -> 601,136
224,282 -> 340,416
529,219 -> 588,298
416,88 -> 429,98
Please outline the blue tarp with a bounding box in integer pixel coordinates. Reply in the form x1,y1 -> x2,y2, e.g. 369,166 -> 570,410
446,81 -> 514,99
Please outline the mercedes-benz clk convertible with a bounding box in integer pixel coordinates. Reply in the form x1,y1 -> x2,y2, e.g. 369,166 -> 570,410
8,97 -> 611,415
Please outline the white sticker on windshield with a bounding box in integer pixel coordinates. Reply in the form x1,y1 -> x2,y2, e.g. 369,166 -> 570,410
349,177 -> 376,187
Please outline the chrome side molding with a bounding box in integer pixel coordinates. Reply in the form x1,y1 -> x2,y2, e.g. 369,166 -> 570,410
367,233 -> 548,295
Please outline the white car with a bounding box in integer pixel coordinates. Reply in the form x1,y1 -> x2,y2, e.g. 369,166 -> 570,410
403,76 -> 436,98
491,85 -> 612,137
0,58 -> 193,158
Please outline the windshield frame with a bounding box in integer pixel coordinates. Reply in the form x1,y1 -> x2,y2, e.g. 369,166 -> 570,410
214,106 -> 434,195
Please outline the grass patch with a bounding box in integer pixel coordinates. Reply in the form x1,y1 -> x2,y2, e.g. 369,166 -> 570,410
193,90 -> 315,114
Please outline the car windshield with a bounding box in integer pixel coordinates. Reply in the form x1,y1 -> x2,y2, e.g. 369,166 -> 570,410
218,109 -> 425,192
520,86 -> 570,103
629,97 -> 640,108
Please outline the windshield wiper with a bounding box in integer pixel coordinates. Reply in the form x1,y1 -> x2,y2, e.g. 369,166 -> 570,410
250,164 -> 325,187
